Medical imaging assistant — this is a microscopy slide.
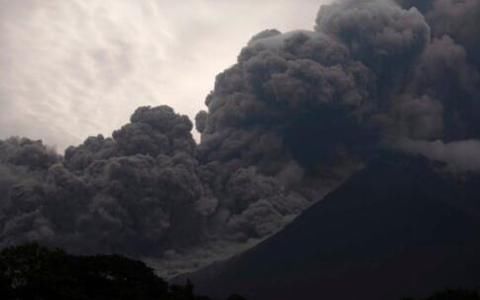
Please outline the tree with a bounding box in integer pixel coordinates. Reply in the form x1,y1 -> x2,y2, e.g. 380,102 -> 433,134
0,243 -> 222,300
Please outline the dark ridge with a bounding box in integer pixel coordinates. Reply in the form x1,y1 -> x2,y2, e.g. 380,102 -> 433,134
182,152 -> 480,300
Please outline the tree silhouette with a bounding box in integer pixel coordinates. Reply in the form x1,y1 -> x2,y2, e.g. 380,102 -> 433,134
404,289 -> 480,300
0,243 -> 226,300
227,295 -> 247,300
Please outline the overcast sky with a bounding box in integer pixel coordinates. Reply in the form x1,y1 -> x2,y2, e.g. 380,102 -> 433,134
0,0 -> 329,151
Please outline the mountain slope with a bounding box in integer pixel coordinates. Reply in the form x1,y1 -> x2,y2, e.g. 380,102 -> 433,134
183,152 -> 480,300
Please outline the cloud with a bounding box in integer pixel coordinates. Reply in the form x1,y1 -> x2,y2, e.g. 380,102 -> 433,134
0,0 -> 329,150
1,0 -> 480,278
398,139 -> 480,172
0,107 -> 206,255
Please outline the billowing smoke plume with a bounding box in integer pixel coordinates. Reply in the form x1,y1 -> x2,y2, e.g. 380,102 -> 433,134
1,0 -> 480,276
0,108 -> 205,255
398,139 -> 480,172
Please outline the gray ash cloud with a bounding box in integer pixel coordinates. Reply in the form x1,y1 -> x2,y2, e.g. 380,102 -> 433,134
1,0 -> 479,275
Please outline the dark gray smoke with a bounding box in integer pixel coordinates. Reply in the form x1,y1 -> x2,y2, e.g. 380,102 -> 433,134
0,107 -> 206,256
398,139 -> 480,172
1,0 -> 479,276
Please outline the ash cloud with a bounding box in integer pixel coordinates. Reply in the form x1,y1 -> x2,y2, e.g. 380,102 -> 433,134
1,0 -> 480,276
398,139 -> 480,172
1,108 -> 206,255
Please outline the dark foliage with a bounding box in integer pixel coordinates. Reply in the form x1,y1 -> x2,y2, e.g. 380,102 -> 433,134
0,243 -> 242,300
404,289 -> 480,300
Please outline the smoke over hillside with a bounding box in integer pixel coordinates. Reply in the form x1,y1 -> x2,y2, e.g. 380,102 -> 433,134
1,0 -> 479,276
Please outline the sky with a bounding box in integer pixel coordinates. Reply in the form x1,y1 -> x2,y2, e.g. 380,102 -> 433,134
0,0 -> 329,151
3,0 -> 480,281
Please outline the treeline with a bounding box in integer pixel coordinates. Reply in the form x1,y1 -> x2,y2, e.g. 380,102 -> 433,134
404,289 -> 480,300
0,243 -> 477,300
0,243 -> 245,300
